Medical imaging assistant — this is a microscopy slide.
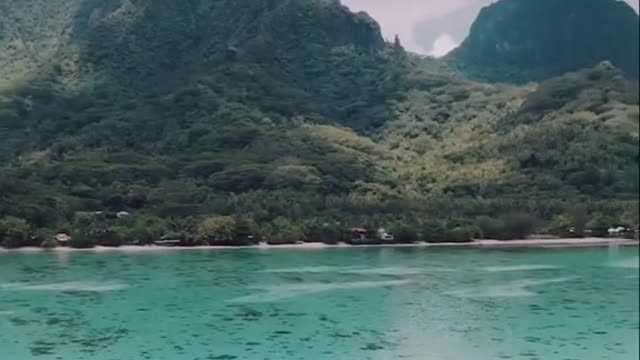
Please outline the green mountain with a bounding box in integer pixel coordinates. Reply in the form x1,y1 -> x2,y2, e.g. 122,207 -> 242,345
0,0 -> 638,247
448,0 -> 640,83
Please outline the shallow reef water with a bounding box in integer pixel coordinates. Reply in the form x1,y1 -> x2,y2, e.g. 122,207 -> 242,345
0,247 -> 638,360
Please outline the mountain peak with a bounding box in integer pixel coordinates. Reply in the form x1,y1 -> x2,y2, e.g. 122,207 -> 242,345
448,0 -> 640,83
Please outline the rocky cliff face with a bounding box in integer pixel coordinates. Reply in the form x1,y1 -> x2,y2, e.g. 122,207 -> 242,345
448,0 -> 639,83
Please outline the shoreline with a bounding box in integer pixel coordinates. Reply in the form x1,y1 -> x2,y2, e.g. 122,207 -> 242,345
0,238 -> 637,254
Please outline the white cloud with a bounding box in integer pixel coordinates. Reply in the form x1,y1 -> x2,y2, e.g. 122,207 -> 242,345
341,0 -> 473,54
625,0 -> 639,12
342,0 -> 639,54
428,33 -> 460,57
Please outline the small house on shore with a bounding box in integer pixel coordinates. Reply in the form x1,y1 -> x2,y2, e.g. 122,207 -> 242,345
608,226 -> 630,237
351,228 -> 368,242
377,228 -> 394,242
350,227 -> 395,243
154,239 -> 181,247
55,233 -> 71,247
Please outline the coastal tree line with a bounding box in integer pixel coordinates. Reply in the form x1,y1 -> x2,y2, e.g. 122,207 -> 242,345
1,197 -> 636,248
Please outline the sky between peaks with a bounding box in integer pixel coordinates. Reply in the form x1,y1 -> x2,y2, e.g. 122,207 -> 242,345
342,0 -> 640,57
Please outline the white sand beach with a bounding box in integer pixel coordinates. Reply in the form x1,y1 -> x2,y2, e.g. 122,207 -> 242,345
0,237 -> 637,254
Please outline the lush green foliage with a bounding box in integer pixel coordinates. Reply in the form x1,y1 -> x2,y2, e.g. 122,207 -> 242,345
0,0 -> 637,248
0,217 -> 34,248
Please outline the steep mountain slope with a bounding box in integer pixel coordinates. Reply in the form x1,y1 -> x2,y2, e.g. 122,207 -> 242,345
0,0 -> 405,154
0,0 -> 637,246
448,0 -> 640,83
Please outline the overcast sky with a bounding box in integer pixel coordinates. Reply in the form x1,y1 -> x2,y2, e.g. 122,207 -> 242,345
342,0 -> 640,57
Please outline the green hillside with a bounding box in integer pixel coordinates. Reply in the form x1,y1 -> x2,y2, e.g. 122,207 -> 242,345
0,0 -> 638,247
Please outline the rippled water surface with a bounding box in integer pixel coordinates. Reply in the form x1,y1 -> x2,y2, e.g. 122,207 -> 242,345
1,247 -> 638,359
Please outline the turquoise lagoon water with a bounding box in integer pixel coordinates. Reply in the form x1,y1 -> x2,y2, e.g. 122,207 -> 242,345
0,247 -> 638,360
